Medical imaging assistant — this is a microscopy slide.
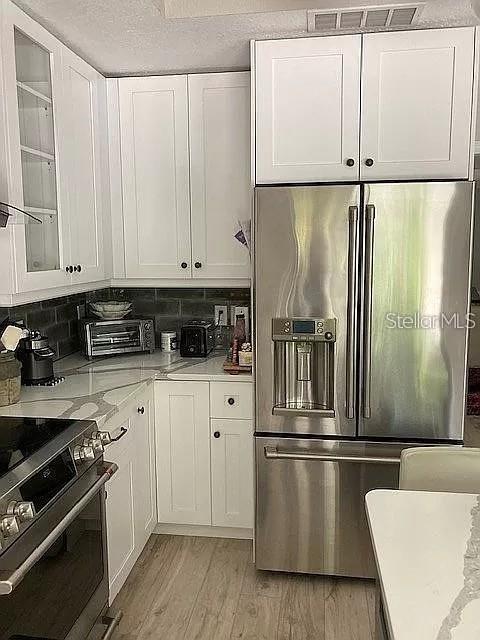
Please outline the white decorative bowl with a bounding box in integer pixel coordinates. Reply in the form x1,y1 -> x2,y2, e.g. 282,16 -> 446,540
91,308 -> 132,320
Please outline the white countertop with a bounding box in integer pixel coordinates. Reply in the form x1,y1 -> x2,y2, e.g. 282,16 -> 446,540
0,350 -> 252,426
366,489 -> 480,640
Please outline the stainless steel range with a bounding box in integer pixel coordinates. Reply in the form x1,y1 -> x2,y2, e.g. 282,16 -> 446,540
0,415 -> 120,640
254,182 -> 474,578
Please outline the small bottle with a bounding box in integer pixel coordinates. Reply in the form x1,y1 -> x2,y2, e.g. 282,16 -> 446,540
232,315 -> 246,365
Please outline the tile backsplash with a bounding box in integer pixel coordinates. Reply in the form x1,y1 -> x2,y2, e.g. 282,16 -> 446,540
0,290 -> 108,360
0,287 -> 250,360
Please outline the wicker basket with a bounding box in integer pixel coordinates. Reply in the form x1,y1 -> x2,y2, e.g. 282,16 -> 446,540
0,351 -> 21,406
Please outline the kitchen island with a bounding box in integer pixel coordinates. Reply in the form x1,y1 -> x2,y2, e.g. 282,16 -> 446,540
366,489 -> 480,640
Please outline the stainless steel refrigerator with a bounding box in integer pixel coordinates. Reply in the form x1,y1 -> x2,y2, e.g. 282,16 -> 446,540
254,182 -> 474,578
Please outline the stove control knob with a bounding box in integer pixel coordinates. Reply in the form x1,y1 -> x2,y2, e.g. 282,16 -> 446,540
92,431 -> 112,446
0,514 -> 20,538
7,501 -> 35,522
73,445 -> 95,462
83,437 -> 104,454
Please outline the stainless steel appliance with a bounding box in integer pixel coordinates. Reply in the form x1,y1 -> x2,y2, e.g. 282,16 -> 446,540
180,320 -> 215,357
0,415 -> 120,639
16,331 -> 65,387
81,318 -> 155,359
254,182 -> 474,578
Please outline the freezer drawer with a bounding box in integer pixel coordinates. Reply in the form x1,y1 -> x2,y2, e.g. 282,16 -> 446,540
255,437 -> 402,578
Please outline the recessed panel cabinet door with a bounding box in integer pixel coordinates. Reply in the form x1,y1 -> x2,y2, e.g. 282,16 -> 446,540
63,50 -> 105,283
188,72 -> 251,279
211,419 -> 253,528
133,393 -> 156,549
155,382 -> 211,525
119,76 -> 191,278
3,2 -> 71,291
255,35 -> 361,184
360,28 -> 475,181
105,424 -> 135,603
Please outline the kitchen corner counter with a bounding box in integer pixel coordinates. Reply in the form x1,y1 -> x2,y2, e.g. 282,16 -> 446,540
0,351 -> 252,425
366,489 -> 480,640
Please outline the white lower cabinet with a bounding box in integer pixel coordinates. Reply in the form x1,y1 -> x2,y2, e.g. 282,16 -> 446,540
155,380 -> 254,531
105,421 -> 135,603
211,418 -> 253,528
133,394 -> 156,549
155,381 -> 211,524
104,386 -> 156,603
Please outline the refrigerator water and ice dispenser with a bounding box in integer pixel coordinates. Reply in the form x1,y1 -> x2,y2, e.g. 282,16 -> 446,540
272,317 -> 336,417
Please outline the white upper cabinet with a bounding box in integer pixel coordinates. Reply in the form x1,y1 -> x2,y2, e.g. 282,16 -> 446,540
2,2 -> 70,292
62,49 -> 105,283
360,28 -> 475,181
118,76 -> 191,279
116,72 -> 251,282
255,35 -> 362,184
188,72 -> 251,279
254,28 -> 475,184
0,0 -> 108,302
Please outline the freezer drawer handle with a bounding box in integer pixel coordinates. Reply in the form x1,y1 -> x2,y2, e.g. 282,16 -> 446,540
346,205 -> 359,419
264,446 -> 400,465
0,462 -> 118,596
363,204 -> 376,419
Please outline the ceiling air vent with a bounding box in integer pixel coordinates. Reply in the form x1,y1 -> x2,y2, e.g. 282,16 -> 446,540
307,3 -> 425,32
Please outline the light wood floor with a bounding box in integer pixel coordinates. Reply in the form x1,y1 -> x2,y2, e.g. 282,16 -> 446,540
110,534 -> 377,640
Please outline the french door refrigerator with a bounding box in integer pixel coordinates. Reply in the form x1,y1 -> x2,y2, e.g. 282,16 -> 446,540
254,182 -> 474,578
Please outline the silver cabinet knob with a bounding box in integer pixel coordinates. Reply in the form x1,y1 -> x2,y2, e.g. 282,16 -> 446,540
92,431 -> 112,445
83,437 -> 104,454
7,501 -> 35,522
73,445 -> 95,462
0,514 -> 20,538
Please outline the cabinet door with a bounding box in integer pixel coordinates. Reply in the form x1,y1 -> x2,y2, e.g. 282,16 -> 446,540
105,422 -> 135,603
189,72 -> 251,279
155,381 -> 211,525
2,2 -> 71,291
119,76 -> 191,278
62,49 -> 105,283
361,28 -> 475,181
211,419 -> 253,528
133,392 -> 156,549
255,35 -> 361,184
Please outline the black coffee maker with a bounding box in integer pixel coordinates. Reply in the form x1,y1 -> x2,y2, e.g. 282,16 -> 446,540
16,331 -> 64,386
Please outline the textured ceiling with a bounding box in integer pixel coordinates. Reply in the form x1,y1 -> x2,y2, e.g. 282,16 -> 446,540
11,0 -> 479,76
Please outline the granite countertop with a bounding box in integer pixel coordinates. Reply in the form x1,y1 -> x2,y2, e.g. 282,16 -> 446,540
366,489 -> 480,640
0,350 -> 252,426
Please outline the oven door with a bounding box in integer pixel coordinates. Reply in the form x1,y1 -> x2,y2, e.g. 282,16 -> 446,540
0,461 -> 117,640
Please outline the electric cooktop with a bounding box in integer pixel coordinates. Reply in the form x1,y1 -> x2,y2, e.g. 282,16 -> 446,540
0,416 -> 82,479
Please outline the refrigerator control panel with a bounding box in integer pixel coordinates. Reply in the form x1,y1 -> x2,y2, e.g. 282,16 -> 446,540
272,318 -> 336,342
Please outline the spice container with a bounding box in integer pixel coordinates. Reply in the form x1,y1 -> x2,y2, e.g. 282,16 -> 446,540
0,351 -> 21,406
161,331 -> 177,352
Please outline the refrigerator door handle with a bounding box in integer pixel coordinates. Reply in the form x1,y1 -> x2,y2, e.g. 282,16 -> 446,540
346,205 -> 359,419
362,203 -> 376,419
264,446 -> 400,465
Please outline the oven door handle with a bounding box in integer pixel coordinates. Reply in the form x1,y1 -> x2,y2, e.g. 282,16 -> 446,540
0,461 -> 118,596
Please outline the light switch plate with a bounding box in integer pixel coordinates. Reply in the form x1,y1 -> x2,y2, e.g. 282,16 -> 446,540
215,305 -> 228,326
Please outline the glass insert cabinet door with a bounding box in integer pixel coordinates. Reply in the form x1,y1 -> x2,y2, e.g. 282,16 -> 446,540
15,28 -> 61,274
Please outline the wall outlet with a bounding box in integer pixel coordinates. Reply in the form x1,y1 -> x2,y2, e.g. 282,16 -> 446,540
231,305 -> 250,340
214,305 -> 228,326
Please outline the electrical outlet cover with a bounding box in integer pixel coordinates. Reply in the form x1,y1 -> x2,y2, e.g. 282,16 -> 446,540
215,305 -> 228,326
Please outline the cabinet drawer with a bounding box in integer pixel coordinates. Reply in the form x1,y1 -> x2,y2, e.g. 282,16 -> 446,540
210,382 -> 253,419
